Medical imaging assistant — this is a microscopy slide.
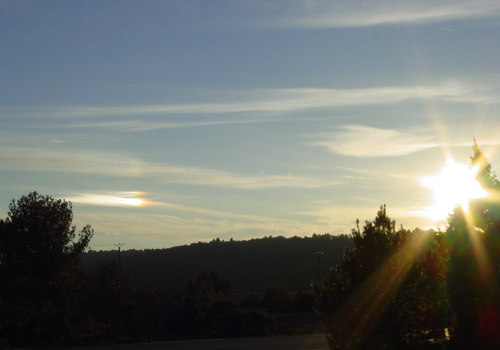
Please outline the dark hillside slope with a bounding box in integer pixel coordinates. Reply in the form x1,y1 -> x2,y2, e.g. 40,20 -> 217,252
81,234 -> 353,293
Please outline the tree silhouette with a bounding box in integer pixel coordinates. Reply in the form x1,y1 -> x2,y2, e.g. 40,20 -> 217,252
313,206 -> 448,349
171,269 -> 274,338
85,260 -> 135,343
0,192 -> 93,347
185,269 -> 233,300
261,283 -> 292,313
446,142 -> 500,349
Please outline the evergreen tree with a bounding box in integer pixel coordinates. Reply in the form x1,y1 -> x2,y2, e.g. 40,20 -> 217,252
313,206 -> 448,349
0,192 -> 93,347
446,142 -> 500,349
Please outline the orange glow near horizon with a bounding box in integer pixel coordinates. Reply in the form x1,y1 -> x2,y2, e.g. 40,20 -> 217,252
421,157 -> 489,221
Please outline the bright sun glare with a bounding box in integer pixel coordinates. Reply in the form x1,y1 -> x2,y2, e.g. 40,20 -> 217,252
422,157 -> 488,221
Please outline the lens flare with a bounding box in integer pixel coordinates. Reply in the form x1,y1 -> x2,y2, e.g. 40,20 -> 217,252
421,157 -> 488,220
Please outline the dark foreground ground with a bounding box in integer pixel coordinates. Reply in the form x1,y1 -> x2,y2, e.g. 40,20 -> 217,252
46,334 -> 329,350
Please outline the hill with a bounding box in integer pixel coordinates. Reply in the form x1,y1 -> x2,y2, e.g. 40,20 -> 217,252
81,234 -> 353,293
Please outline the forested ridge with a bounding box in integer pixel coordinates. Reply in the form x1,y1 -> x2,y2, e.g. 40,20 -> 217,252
80,234 -> 353,293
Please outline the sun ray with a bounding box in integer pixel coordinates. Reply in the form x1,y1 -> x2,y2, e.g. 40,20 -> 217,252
325,228 -> 436,347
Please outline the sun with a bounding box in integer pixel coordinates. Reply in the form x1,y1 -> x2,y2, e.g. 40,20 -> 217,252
421,157 -> 489,220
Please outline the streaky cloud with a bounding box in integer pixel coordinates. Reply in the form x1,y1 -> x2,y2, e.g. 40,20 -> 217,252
313,125 -> 442,157
67,192 -> 145,207
0,146 -> 330,189
0,83 -> 487,123
63,118 -> 280,132
263,0 -> 500,28
68,191 -> 274,221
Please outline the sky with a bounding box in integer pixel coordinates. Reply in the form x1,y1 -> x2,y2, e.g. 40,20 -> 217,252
1,0 -> 500,250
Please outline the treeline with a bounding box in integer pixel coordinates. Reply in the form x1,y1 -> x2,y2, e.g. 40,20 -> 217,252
81,234 -> 353,293
84,264 -> 322,344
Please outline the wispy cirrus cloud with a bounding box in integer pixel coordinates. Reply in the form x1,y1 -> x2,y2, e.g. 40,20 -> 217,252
313,125 -> 442,158
63,118 -> 278,132
4,1 -> 498,45
0,146 -> 329,189
261,0 -> 500,28
1,83 -> 488,129
69,191 -> 278,222
67,192 -> 146,207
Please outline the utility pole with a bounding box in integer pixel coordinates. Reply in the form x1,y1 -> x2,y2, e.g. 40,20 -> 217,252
314,251 -> 323,280
115,243 -> 125,269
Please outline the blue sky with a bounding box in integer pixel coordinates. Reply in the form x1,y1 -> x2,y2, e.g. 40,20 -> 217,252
1,0 -> 499,250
